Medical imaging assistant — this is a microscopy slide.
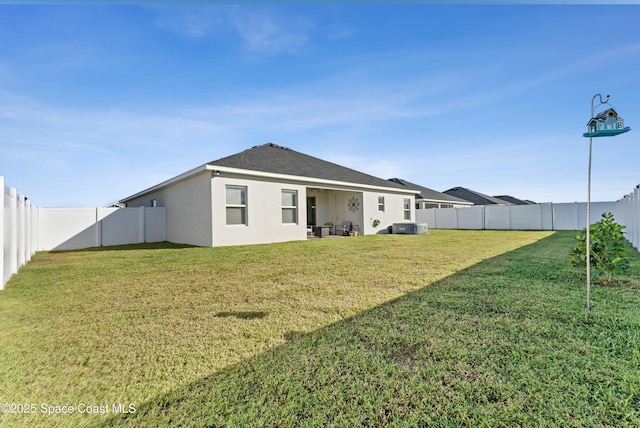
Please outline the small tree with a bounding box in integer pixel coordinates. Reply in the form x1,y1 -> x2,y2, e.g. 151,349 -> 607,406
569,212 -> 629,285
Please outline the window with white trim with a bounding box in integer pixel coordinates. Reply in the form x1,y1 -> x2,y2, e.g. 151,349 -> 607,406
281,190 -> 298,224
226,185 -> 247,225
403,198 -> 411,220
378,196 -> 385,212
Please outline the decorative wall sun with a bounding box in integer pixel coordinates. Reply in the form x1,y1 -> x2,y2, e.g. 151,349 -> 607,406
347,197 -> 360,212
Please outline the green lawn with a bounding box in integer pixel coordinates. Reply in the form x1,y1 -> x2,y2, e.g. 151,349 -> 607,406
1,230 -> 639,427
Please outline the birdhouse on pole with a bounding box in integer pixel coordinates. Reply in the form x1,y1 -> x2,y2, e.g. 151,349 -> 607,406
583,107 -> 630,138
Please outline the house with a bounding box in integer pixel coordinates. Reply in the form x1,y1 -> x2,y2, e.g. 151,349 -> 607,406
120,143 -> 419,247
493,195 -> 535,206
443,187 -> 513,206
388,178 -> 473,209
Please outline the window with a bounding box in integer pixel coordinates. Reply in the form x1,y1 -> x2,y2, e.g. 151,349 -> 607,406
403,198 -> 411,220
226,185 -> 247,225
281,190 -> 298,224
150,199 -> 157,207
378,196 -> 385,212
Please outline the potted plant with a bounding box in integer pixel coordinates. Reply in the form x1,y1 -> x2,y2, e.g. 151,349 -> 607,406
318,222 -> 332,237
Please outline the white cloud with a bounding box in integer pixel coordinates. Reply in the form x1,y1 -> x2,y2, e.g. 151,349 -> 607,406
153,5 -> 226,39
228,8 -> 313,54
153,5 -> 314,55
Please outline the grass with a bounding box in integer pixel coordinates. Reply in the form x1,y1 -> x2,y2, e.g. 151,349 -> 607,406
0,230 -> 639,427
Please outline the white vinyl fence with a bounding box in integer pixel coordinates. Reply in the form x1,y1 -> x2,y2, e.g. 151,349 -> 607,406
38,207 -> 166,251
417,195 -> 640,252
618,186 -> 640,251
1,176 -> 167,288
417,201 -> 620,232
1,177 -> 38,289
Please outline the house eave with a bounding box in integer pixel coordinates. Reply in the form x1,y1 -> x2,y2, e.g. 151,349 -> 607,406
121,164 -> 418,204
417,197 -> 473,206
208,165 -> 419,194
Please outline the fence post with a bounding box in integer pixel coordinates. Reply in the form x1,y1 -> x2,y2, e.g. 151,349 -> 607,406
29,202 -> 37,260
627,187 -> 640,250
9,187 -> 18,277
95,207 -> 102,247
0,177 -> 4,289
139,206 -> 145,243
481,206 -> 486,230
17,195 -> 25,268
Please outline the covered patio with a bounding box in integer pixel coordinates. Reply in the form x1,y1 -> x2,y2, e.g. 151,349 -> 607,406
306,187 -> 364,237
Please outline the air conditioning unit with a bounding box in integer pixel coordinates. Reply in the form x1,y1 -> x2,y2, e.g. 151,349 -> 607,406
392,223 -> 428,235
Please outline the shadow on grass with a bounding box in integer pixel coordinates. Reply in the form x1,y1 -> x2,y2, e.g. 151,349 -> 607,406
51,241 -> 198,253
214,311 -> 269,320
99,232 -> 640,427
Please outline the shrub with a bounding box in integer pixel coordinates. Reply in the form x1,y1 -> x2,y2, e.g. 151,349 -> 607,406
569,212 -> 629,285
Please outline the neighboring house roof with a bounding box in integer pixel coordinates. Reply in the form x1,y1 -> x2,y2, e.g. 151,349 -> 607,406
388,178 -> 473,205
443,187 -> 512,205
122,143 -> 415,203
209,143 -> 410,190
493,195 -> 535,205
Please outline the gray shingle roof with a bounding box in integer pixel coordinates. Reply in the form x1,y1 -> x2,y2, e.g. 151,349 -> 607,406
209,143 -> 408,190
388,178 -> 471,204
443,187 -> 512,205
493,195 -> 535,205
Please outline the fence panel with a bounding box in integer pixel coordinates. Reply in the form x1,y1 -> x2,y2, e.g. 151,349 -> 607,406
485,205 -> 510,230
100,207 -> 141,247
424,200 -> 627,232
510,204 -> 547,230
434,208 -> 458,229
457,206 -> 484,229
145,207 -> 167,243
38,208 -> 99,251
1,179 -> 38,288
37,207 -> 166,251
551,203 -> 580,230
415,209 -> 434,228
618,186 -> 640,251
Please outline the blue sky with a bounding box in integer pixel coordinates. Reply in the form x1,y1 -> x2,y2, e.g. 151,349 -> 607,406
1,4 -> 639,207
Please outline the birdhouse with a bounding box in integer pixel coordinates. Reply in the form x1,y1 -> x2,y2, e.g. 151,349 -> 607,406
583,107 -> 631,138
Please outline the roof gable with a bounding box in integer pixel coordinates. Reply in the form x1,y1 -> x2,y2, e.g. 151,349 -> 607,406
209,143 -> 408,190
388,178 -> 471,204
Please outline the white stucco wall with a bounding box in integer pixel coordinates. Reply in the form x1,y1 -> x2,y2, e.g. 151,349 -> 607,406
124,169 -> 417,247
211,175 -> 307,247
361,190 -> 415,235
126,172 -> 213,246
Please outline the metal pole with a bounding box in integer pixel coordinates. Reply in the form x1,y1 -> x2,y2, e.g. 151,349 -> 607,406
586,136 -> 592,311
585,93 -> 606,311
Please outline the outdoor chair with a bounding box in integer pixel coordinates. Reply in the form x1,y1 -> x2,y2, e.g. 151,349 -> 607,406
336,221 -> 353,236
